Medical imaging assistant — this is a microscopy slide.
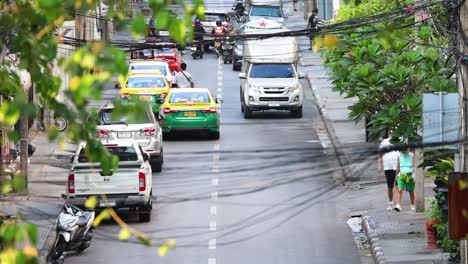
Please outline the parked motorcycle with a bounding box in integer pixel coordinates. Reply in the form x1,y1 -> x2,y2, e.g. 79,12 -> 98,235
48,203 -> 95,263
214,38 -> 222,58
54,113 -> 68,132
191,40 -> 203,59
221,37 -> 236,64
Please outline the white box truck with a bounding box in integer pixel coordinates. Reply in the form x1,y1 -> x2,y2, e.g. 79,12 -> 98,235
239,29 -> 305,118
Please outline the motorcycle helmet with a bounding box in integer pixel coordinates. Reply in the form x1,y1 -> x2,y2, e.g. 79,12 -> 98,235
194,18 -> 201,25
216,19 -> 222,26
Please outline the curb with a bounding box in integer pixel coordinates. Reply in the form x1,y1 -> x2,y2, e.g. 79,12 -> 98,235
305,72 -> 352,182
39,227 -> 57,264
362,215 -> 387,264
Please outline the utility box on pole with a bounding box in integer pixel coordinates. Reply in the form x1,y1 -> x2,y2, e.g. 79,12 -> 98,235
422,93 -> 461,148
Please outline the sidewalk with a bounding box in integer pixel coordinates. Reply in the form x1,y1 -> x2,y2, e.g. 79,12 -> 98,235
0,129 -> 74,262
361,178 -> 449,264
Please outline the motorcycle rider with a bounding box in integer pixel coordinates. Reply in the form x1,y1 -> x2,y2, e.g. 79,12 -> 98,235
193,18 -> 206,53
234,0 -> 245,20
211,19 -> 227,36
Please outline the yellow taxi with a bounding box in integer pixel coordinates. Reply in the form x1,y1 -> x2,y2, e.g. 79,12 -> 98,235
119,73 -> 170,112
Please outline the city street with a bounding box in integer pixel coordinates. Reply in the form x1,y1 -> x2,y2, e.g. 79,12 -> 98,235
67,37 -> 361,264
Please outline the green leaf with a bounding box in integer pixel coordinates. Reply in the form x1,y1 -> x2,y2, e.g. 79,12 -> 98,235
12,176 -> 26,192
24,223 -> 38,245
130,14 -> 148,38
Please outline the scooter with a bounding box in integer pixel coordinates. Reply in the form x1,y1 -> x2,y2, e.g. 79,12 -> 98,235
48,202 -> 95,263
191,40 -> 203,59
221,37 -> 236,64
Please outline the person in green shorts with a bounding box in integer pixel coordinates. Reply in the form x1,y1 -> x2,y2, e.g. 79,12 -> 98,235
395,148 -> 416,212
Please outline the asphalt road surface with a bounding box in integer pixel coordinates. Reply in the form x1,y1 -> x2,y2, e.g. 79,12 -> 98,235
67,3 -> 363,264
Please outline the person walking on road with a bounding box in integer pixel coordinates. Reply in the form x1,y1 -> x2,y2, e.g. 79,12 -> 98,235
293,0 -> 298,11
307,9 -> 319,50
395,147 -> 416,212
174,63 -> 194,88
377,129 -> 399,211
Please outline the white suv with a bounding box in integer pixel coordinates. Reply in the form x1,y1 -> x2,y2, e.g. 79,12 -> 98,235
96,104 -> 163,172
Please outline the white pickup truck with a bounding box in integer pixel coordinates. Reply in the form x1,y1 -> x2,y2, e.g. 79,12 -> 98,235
66,141 -> 153,222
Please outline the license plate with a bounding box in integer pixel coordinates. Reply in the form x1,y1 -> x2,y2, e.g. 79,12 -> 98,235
159,31 -> 169,36
184,111 -> 197,117
140,95 -> 153,101
117,131 -> 132,138
268,101 -> 281,107
215,42 -> 221,47
99,200 -> 116,207
191,47 -> 197,51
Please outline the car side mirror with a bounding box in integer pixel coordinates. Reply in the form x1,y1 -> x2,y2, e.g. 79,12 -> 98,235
239,73 -> 246,79
298,72 -> 306,79
143,152 -> 150,161
215,98 -> 224,104
70,155 -> 75,163
114,83 -> 121,89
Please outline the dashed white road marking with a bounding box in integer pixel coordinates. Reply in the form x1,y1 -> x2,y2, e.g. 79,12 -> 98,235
211,178 -> 219,186
210,206 -> 217,216
208,239 -> 217,249
208,257 -> 217,264
209,221 -> 217,231
211,191 -> 218,201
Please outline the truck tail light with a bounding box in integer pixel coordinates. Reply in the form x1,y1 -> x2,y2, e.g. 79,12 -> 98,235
139,171 -> 146,192
201,108 -> 217,113
68,174 -> 75,194
120,93 -> 131,99
163,108 -> 179,114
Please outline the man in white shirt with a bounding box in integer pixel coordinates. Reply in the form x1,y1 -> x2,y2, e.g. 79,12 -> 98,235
377,129 -> 400,210
174,63 -> 194,88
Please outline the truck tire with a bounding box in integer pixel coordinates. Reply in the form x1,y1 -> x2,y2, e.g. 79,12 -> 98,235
243,105 -> 252,118
139,198 -> 152,223
291,106 -> 303,118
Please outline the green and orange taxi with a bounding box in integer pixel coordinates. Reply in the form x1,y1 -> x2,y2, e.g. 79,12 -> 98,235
160,88 -> 221,139
119,73 -> 170,112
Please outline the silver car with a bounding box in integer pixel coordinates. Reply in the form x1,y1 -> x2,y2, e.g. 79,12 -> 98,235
95,104 -> 163,172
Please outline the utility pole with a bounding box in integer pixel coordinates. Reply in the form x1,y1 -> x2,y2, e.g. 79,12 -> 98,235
458,0 -> 468,262
19,71 -> 31,193
414,0 -> 425,213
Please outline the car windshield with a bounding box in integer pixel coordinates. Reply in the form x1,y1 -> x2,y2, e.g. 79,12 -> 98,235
78,146 -> 139,162
154,48 -> 174,55
130,64 -> 167,75
250,6 -> 282,17
250,64 -> 295,78
203,14 -> 227,22
97,108 -> 152,125
169,92 -> 211,103
127,76 -> 166,88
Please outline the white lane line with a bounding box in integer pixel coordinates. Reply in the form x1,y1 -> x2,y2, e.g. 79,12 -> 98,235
211,191 -> 218,201
210,206 -> 217,216
211,178 -> 219,186
209,221 -> 217,231
208,239 -> 217,249
213,144 -> 220,151
208,257 -> 217,264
